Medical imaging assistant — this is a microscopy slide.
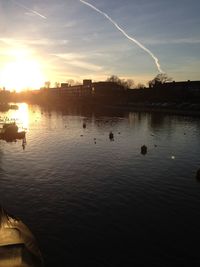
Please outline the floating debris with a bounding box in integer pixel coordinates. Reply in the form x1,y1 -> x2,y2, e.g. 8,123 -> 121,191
171,155 -> 175,160
83,122 -> 86,129
141,145 -> 147,155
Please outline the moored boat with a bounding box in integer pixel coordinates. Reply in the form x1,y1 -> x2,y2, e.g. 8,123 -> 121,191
0,122 -> 26,141
0,206 -> 43,267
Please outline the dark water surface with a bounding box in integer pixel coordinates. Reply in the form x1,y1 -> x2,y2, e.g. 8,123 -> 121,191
0,104 -> 200,266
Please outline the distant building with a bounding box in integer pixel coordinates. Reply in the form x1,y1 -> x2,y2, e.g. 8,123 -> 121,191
41,79 -> 125,97
151,80 -> 200,92
83,79 -> 92,87
40,79 -> 200,103
126,80 -> 200,102
92,81 -> 125,95
151,80 -> 200,99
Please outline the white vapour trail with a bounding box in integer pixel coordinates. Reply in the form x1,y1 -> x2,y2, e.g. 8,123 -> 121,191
79,0 -> 163,73
12,0 -> 47,19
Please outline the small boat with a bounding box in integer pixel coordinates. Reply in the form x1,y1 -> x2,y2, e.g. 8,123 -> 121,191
0,206 -> 43,266
0,103 -> 18,111
9,104 -> 19,110
0,122 -> 26,142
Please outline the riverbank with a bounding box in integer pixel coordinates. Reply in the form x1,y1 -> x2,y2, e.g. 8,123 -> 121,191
106,102 -> 200,117
2,99 -> 200,118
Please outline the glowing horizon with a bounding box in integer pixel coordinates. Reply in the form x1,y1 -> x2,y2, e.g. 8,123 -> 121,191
0,48 -> 46,92
0,0 -> 199,90
0,47 -> 153,91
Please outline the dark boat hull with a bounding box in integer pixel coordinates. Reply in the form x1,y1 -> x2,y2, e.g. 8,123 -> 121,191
0,207 -> 43,267
0,131 -> 26,142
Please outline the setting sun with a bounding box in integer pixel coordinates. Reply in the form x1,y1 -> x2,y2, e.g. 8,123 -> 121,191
0,48 -> 45,92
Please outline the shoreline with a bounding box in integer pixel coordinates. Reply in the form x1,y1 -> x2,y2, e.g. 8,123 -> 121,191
101,104 -> 200,117
1,100 -> 200,118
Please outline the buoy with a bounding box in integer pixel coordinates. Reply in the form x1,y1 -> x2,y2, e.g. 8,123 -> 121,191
196,169 -> 200,180
109,131 -> 114,140
141,145 -> 147,155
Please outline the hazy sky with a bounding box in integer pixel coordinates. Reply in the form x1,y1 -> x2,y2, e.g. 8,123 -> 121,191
0,0 -> 200,88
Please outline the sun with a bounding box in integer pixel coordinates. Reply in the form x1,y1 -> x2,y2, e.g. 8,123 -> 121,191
0,48 -> 45,92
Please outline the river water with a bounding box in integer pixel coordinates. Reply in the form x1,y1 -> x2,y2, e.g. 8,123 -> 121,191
0,103 -> 200,266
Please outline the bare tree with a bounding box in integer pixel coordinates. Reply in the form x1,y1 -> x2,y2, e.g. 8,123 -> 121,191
55,82 -> 60,88
106,75 -> 134,89
44,81 -> 51,88
149,73 -> 172,88
67,79 -> 81,86
107,75 -> 122,84
119,79 -> 135,89
136,83 -> 146,89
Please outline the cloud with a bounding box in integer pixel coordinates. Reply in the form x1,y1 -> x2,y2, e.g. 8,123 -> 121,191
141,37 -> 200,45
52,53 -> 86,60
62,21 -> 77,28
52,53 -> 103,71
0,37 -> 68,47
69,60 -> 102,71
79,0 -> 163,73
12,0 -> 47,19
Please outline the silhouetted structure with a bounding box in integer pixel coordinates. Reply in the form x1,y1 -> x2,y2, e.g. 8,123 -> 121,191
41,79 -> 124,97
1,79 -> 200,113
127,80 -> 200,103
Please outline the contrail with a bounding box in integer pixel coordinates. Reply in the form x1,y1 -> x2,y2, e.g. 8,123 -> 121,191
12,0 -> 47,19
79,0 -> 163,73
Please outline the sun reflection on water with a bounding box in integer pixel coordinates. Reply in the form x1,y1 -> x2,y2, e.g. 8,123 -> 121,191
15,103 -> 29,130
4,103 -> 30,131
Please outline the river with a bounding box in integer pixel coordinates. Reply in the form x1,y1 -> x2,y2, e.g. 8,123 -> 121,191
0,103 -> 200,266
